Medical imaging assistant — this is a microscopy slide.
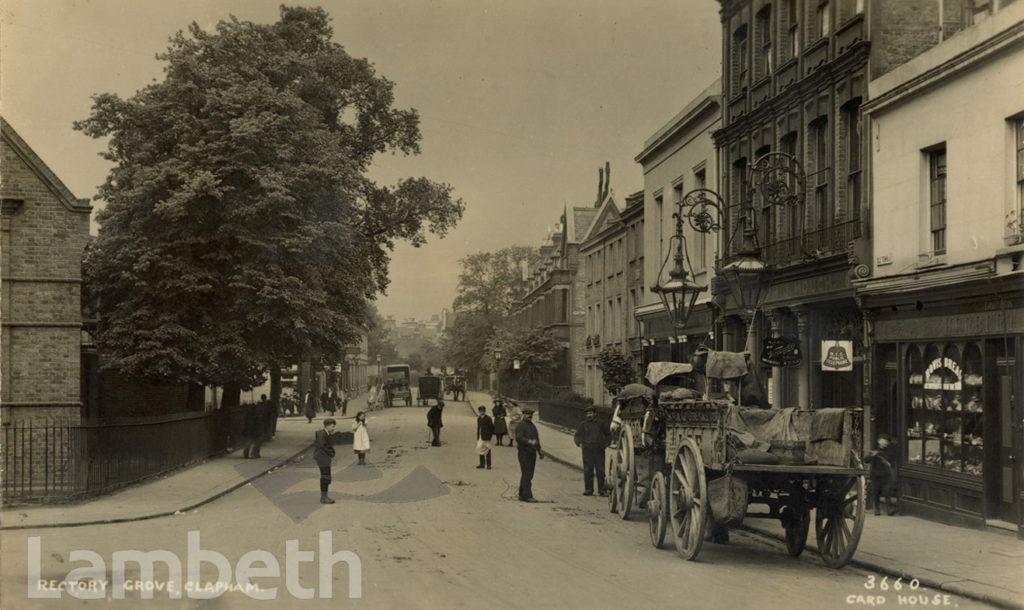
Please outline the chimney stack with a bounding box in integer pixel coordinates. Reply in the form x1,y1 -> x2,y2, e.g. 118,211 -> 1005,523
603,161 -> 611,200
597,167 -> 604,207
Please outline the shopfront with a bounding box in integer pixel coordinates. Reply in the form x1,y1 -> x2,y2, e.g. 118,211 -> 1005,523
865,287 -> 1022,531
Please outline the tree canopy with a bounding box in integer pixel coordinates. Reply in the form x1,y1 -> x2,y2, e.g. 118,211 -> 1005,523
77,6 -> 464,388
596,348 -> 635,396
442,246 -> 537,376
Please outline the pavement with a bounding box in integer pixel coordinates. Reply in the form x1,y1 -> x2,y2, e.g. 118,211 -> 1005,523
0,394 -> 371,531
464,391 -> 1024,610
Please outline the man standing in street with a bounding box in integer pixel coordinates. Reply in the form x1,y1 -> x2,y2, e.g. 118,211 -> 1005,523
476,406 -> 494,469
261,393 -> 278,441
574,406 -> 610,496
515,407 -> 543,502
427,399 -> 445,446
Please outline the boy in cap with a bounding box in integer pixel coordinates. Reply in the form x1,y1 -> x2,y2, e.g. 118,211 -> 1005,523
515,407 -> 544,501
867,433 -> 898,515
476,406 -> 494,469
574,406 -> 610,496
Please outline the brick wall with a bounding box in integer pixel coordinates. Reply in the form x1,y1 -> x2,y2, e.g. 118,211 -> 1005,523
871,0 -> 941,79
1,121 -> 91,426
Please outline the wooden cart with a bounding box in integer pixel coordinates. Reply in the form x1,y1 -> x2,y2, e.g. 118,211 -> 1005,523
607,360 -> 868,569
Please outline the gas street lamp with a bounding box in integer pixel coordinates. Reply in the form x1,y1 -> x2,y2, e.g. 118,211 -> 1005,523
493,348 -> 503,395
651,188 -> 724,352
715,151 -> 805,350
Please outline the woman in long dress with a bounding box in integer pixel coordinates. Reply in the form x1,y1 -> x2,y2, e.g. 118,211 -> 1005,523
352,411 -> 371,465
492,399 -> 510,446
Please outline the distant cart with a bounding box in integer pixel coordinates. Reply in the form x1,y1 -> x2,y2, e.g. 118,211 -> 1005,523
418,374 -> 443,406
383,364 -> 412,407
607,357 -> 867,568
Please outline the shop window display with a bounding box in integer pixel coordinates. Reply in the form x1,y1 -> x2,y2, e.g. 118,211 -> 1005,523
905,342 -> 983,476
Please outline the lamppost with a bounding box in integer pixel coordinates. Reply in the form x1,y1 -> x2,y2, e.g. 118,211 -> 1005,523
493,347 -> 503,396
651,153 -> 805,360
650,188 -> 723,362
376,354 -> 382,383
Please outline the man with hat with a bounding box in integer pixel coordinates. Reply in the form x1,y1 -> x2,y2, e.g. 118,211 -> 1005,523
475,406 -> 495,469
574,406 -> 610,496
515,406 -> 543,501
427,399 -> 445,446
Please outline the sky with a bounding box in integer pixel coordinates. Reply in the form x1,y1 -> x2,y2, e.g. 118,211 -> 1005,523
0,0 -> 722,322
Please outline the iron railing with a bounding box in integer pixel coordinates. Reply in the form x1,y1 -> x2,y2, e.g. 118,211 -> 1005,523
1,408 -> 246,505
752,218 -> 862,268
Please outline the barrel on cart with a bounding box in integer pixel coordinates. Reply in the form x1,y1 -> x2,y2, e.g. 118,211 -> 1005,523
606,356 -> 868,569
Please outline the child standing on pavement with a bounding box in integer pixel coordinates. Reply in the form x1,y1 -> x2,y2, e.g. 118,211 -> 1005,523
867,433 -> 898,515
353,411 -> 371,465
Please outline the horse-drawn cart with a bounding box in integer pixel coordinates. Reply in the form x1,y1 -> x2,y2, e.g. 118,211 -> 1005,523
606,358 -> 867,568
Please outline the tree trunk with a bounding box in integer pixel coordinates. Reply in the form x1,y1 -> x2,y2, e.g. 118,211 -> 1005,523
269,364 -> 282,435
220,382 -> 242,410
187,382 -> 205,411
269,364 -> 282,408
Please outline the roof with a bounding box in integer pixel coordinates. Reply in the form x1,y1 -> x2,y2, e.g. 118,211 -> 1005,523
635,79 -> 721,165
568,206 -> 599,243
0,116 -> 92,214
580,193 -> 622,246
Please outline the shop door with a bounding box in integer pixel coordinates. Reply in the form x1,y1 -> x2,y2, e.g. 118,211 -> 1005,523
874,345 -> 899,442
998,368 -> 1017,523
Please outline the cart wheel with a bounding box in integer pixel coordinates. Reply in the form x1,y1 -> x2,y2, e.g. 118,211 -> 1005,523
648,471 -> 668,549
815,475 -> 866,568
614,423 -> 636,520
782,504 -> 810,557
669,438 -> 707,561
606,449 -> 619,514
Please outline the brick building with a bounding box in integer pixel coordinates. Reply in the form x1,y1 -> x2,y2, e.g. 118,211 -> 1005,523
713,0 -> 1022,530
1,117 -> 91,425
510,203 -> 597,395
581,185 -> 645,406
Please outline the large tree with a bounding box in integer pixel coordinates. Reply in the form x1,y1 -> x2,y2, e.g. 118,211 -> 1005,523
365,305 -> 399,367
77,7 -> 464,405
442,246 -> 537,377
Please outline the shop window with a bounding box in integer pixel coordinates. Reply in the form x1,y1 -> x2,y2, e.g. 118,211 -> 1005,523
905,341 -> 984,476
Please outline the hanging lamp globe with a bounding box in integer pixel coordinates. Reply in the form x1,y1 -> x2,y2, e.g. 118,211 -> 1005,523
651,261 -> 707,332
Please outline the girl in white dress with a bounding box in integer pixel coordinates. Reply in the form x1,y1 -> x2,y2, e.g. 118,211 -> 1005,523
352,411 -> 371,465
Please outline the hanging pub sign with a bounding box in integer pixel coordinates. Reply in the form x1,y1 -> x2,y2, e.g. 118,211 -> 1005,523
821,340 -> 853,371
761,336 -> 802,367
